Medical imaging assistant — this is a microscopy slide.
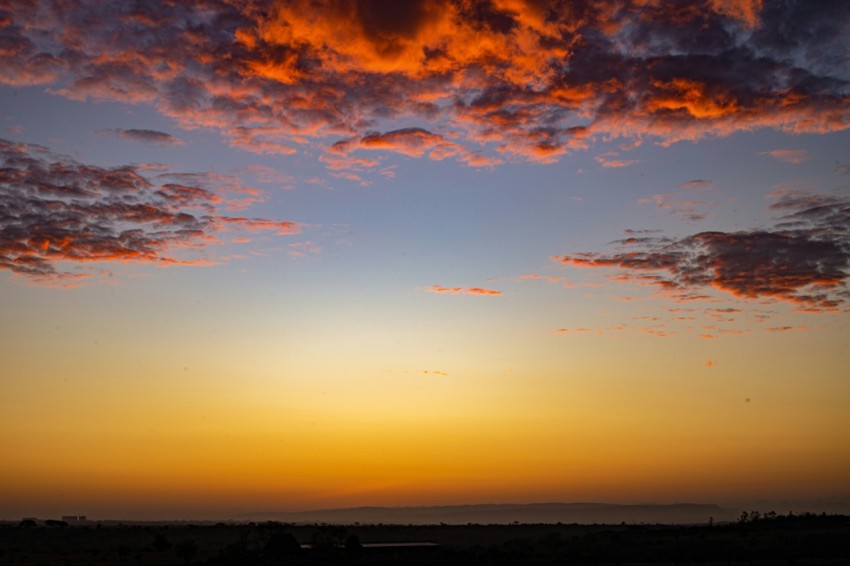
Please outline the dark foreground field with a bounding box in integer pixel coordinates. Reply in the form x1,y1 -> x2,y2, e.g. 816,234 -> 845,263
1,513 -> 848,565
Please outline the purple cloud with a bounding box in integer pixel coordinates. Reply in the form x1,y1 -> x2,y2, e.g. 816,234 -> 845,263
556,191 -> 850,311
0,138 -> 299,284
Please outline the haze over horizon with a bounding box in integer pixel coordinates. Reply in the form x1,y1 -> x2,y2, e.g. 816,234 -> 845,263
7,499 -> 850,524
1,0 -> 848,521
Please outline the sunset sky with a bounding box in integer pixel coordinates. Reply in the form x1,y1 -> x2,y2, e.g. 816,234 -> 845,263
1,0 -> 849,520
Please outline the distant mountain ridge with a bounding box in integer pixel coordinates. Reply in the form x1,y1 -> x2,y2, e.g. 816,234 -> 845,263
244,502 -> 738,525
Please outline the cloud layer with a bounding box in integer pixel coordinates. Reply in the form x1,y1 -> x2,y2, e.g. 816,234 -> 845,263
0,138 -> 298,284
555,191 -> 850,311
2,1 -> 847,164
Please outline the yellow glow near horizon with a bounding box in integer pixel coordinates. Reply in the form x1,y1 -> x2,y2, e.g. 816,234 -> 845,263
4,313 -> 848,518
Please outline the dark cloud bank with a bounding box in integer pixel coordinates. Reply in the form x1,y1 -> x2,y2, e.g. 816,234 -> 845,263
0,0 -> 847,162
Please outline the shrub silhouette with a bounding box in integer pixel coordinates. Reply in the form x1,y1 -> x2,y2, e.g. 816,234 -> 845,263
44,519 -> 68,527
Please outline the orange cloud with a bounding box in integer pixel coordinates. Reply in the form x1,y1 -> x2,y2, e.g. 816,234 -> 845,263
647,78 -> 740,120
765,326 -> 808,333
244,0 -> 571,83
426,285 -> 502,296
360,128 -> 445,157
761,149 -> 810,164
1,0 -> 847,166
520,273 -> 563,282
332,128 -> 501,168
708,0 -> 763,28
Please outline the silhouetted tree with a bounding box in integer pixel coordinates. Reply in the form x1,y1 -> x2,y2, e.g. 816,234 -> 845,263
18,519 -> 37,527
311,526 -> 347,554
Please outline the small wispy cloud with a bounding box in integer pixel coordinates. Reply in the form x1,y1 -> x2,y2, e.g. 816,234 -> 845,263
765,326 -> 808,333
425,285 -> 502,296
288,241 -> 321,258
96,128 -> 184,146
761,148 -> 809,164
679,179 -> 714,190
638,193 -> 709,222
595,151 -> 640,169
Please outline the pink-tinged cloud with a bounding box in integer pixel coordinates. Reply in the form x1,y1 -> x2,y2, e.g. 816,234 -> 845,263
320,154 -> 381,171
520,273 -> 563,282
642,328 -> 675,337
555,191 -> 850,311
236,164 -> 295,188
216,217 -> 299,235
1,1 -> 847,164
426,285 -> 502,296
155,171 -> 268,212
595,152 -> 639,169
288,241 -> 322,258
762,148 -> 810,164
0,138 -> 299,283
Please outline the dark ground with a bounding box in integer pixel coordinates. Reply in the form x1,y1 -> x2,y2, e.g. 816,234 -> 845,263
1,513 -> 848,565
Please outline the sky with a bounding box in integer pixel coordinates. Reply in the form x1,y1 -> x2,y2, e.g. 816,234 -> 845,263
1,0 -> 849,520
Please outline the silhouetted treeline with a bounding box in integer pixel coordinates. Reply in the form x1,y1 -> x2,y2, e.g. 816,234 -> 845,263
1,512 -> 848,564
